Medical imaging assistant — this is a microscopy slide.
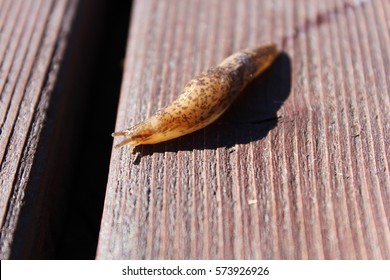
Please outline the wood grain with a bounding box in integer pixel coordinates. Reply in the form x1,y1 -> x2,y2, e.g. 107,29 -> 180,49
97,0 -> 389,259
0,0 -> 109,259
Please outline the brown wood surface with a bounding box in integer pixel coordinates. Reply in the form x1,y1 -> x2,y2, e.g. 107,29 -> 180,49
0,0 -> 109,259
1,0 -> 388,260
97,0 -> 390,259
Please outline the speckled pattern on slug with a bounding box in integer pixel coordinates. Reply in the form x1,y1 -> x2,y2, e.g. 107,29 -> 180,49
112,44 -> 278,149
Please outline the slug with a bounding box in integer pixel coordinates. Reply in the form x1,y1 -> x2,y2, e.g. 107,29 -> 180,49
113,44 -> 278,150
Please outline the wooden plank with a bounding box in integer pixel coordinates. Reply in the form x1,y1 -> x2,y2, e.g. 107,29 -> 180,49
0,0 -> 108,259
97,0 -> 390,259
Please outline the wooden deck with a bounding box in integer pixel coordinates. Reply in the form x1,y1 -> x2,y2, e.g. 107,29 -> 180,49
1,0 -> 389,259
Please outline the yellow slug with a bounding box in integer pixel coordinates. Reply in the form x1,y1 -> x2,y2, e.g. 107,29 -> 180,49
113,44 -> 278,150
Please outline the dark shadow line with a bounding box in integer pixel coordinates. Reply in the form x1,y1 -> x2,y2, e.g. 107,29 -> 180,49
53,1 -> 132,259
281,0 -> 369,49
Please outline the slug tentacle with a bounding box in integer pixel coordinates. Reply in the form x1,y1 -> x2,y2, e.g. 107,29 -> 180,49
113,44 -> 278,150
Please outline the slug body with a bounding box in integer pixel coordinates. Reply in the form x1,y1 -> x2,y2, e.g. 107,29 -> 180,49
113,44 -> 278,149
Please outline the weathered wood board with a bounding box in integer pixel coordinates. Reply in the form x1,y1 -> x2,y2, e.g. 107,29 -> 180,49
97,0 -> 389,259
0,0 -> 110,259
